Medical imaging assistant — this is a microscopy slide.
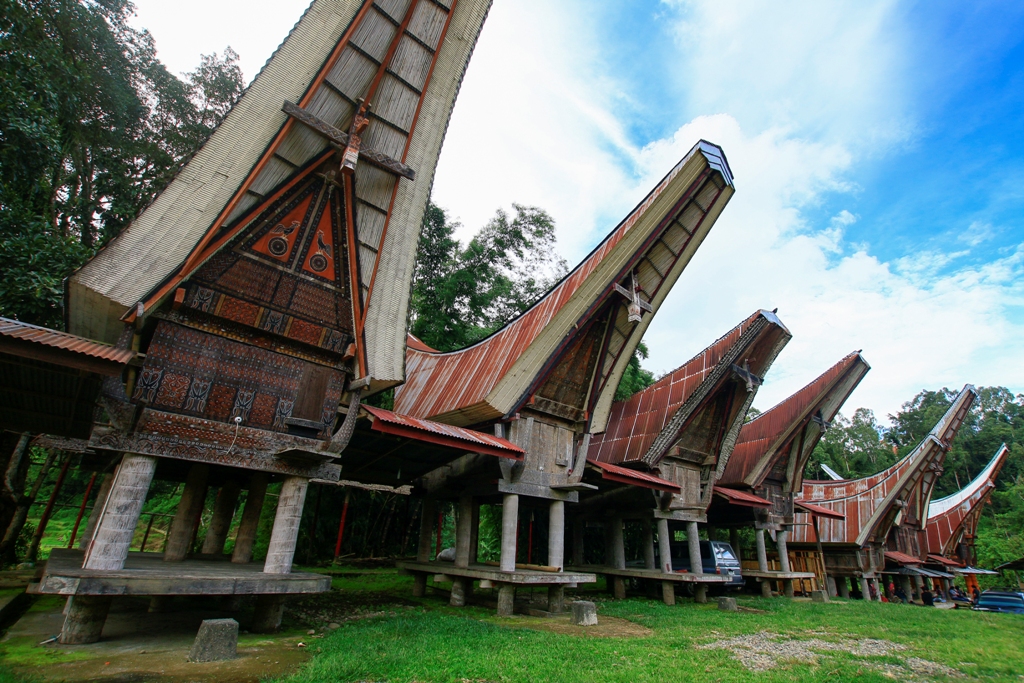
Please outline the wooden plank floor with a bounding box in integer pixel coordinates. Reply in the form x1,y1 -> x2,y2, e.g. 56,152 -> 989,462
570,565 -> 733,583
31,549 -> 331,597
396,561 -> 596,585
743,570 -> 817,580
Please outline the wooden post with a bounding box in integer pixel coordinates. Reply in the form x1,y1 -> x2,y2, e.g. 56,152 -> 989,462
139,514 -> 156,552
548,500 -> 565,570
572,516 -> 584,567
500,494 -> 518,573
729,528 -> 741,564
67,472 -> 97,549
263,476 -> 309,574
899,574 -> 913,602
777,528 -> 793,598
231,473 -> 268,564
417,497 -> 435,563
451,495 -> 473,606
657,518 -> 672,574
610,514 -> 626,599
333,488 -> 351,559
497,584 -> 515,617
469,501 -> 480,565
164,464 -> 209,562
860,576 -> 871,601
78,473 -> 113,551
687,521 -> 706,603
435,507 -> 443,557
201,481 -> 241,555
28,454 -> 71,562
59,596 -> 114,644
756,528 -> 772,598
838,578 -> 850,598
642,521 -> 655,570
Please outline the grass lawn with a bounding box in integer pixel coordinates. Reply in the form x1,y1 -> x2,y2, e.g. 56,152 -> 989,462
280,571 -> 1024,683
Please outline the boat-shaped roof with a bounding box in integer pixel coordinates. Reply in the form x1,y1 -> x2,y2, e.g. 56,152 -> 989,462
926,443 -> 1009,556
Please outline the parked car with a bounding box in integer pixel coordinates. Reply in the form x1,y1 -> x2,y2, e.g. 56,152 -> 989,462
662,540 -> 744,589
972,590 -> 1024,614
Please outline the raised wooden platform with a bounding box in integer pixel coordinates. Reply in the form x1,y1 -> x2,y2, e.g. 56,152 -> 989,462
743,570 -> 817,580
29,549 -> 331,597
571,565 -> 733,583
396,561 -> 596,585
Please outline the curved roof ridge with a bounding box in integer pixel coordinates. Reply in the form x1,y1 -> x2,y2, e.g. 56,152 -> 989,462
928,443 -> 1009,518
742,350 -> 863,429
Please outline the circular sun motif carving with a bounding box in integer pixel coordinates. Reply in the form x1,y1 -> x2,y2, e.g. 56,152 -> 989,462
268,236 -> 289,256
309,253 -> 329,272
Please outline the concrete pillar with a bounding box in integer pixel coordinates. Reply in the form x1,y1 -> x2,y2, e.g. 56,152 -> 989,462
777,529 -> 791,572
497,584 -> 515,617
756,527 -> 772,598
839,579 -> 850,598
263,476 -> 309,574
642,521 -> 656,570
231,473 -> 268,564
77,473 -> 114,551
201,481 -> 241,555
83,454 -> 157,570
860,576 -> 870,601
455,496 -> 473,569
547,585 -> 565,613
469,501 -> 480,565
548,500 -> 565,570
500,494 -> 519,572
900,575 -> 913,603
940,578 -> 951,601
450,578 -> 468,607
657,518 -> 672,574
870,577 -> 882,602
827,575 -> 838,597
687,521 -> 706,603
662,581 -> 676,606
251,595 -> 285,633
912,574 -> 924,601
59,596 -> 113,644
610,515 -> 625,569
571,517 -> 584,566
164,464 -> 210,562
417,498 -> 436,562
730,528 -> 742,564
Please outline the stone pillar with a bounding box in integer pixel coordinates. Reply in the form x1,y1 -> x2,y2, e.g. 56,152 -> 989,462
231,472 -> 268,564
497,584 -> 515,617
251,595 -> 285,633
263,476 -> 309,574
201,481 -> 241,555
548,500 -> 565,570
687,521 -> 706,603
500,494 -> 518,572
657,518 -> 672,574
900,575 -> 913,603
571,517 -> 584,567
642,521 -> 656,570
912,574 -> 923,601
777,528 -> 793,598
417,498 -> 436,562
870,577 -> 882,602
610,515 -> 625,569
838,578 -> 850,598
59,596 -> 114,644
451,495 -> 474,607
729,528 -> 742,564
77,473 -> 114,551
756,528 -> 772,598
547,585 -> 565,613
860,576 -> 870,601
164,464 -> 210,562
827,575 -> 838,598
940,577 -> 951,601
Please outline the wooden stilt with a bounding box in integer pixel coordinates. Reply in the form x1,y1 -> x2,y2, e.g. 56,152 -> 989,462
611,515 -> 625,570
687,521 -> 706,603
201,481 -> 241,555
756,528 -> 772,598
67,472 -> 97,549
231,473 -> 268,564
59,596 -> 113,644
548,500 -> 564,570
455,496 -> 473,569
777,527 -> 794,597
500,494 -> 518,573
497,584 -> 515,617
263,476 -> 309,574
642,521 -> 655,570
164,464 -> 209,562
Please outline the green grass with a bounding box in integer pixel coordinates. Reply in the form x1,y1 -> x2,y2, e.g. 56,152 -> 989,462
279,589 -> 1024,683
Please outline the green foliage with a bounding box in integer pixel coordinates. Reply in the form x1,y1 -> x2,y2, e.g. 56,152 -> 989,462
614,342 -> 656,402
0,0 -> 244,327
410,202 -> 568,351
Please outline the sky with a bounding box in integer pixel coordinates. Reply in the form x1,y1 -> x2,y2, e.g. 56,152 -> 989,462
130,0 -> 1024,419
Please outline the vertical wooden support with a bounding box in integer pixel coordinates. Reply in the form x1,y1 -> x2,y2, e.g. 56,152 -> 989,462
642,521 -> 655,570
469,501 -> 480,565
899,575 -> 913,602
231,472 -> 268,564
838,578 -> 850,598
68,472 -> 98,549
59,596 -> 113,644
657,518 -> 672,574
500,494 -> 518,573
496,584 -> 515,617
756,528 -> 772,598
548,500 -> 565,570
827,575 -> 838,597
264,476 -> 309,574
83,454 -> 157,571
940,577 -> 951,601
687,521 -> 706,603
451,495 -> 473,606
571,516 -> 584,567
912,574 -> 923,600
860,576 -> 871,601
417,498 -> 436,562
333,488 -> 351,559
201,481 -> 241,555
729,528 -> 741,564
78,473 -> 114,551
777,528 -> 793,597
610,515 -> 625,569
164,464 -> 210,562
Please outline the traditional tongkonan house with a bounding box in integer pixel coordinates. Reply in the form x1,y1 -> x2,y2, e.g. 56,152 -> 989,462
393,141 -> 737,616
32,0 -> 493,644
574,309 -> 791,605
788,385 -> 978,601
924,443 -> 1009,597
709,351 -> 870,598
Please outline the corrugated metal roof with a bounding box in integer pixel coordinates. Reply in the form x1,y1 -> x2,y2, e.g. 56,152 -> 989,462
926,443 -> 1008,557
719,351 -> 870,488
588,458 -> 681,493
794,499 -> 845,520
395,142 -> 736,427
588,309 -> 790,467
713,485 -> 771,507
0,317 -> 135,365
885,550 -> 923,565
363,405 -> 523,459
927,554 -> 962,567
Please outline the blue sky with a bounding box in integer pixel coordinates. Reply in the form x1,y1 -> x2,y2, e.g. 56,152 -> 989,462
132,0 -> 1024,417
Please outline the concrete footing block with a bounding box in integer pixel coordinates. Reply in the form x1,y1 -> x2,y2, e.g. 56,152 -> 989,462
811,590 -> 830,603
717,597 -> 738,612
570,600 -> 598,626
189,618 -> 238,662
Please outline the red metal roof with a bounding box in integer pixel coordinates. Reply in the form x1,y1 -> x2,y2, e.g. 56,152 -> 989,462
927,554 -> 963,567
720,351 -> 869,488
926,443 -> 1008,557
362,406 -> 524,460
406,335 -> 438,353
0,317 -> 135,365
589,309 -> 790,466
588,459 -> 681,493
713,486 -> 771,507
794,499 -> 846,520
885,551 -> 923,565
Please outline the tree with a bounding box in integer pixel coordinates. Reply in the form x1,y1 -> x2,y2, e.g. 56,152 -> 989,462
0,0 -> 244,328
614,342 -> 656,401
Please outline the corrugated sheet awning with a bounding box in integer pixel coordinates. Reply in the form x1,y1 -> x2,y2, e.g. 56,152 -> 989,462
794,499 -> 846,520
955,566 -> 999,575
885,551 -> 923,566
588,459 -> 681,493
927,554 -> 963,568
363,406 -> 524,460
713,486 -> 772,507
0,317 -> 135,375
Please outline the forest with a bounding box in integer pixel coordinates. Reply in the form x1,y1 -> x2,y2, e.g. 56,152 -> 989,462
0,0 -> 1021,582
